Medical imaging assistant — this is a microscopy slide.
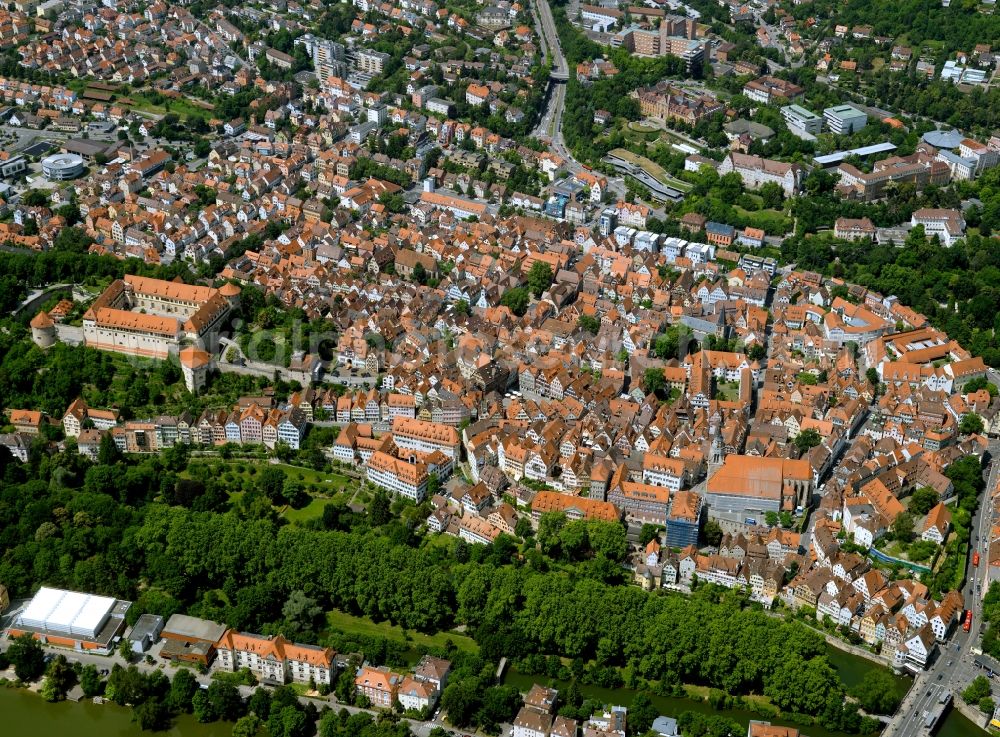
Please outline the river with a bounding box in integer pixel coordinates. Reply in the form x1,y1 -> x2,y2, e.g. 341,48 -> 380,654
0,687 -> 231,737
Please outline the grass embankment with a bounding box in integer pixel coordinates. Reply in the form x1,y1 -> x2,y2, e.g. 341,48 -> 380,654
324,610 -> 479,655
608,147 -> 694,192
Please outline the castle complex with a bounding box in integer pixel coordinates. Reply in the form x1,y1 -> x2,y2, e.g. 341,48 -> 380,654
82,276 -> 238,360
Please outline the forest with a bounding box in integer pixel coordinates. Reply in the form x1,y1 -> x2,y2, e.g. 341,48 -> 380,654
0,433 -> 890,736
797,0 -> 1000,53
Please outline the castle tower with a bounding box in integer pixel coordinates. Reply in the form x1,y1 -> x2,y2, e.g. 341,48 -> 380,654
30,310 -> 56,348
178,347 -> 213,394
219,281 -> 242,311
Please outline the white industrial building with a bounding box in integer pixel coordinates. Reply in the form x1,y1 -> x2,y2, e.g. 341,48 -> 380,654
9,586 -> 130,650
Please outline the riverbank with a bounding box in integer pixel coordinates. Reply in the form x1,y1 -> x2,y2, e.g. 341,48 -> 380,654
0,656 -> 987,737
0,686 -> 229,737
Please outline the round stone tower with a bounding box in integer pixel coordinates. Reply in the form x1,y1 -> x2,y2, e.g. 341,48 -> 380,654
219,281 -> 242,311
30,310 -> 56,348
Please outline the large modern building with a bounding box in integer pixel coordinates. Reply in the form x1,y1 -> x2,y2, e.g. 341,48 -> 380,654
7,586 -> 131,652
781,104 -> 824,135
836,153 -> 951,201
215,630 -> 336,685
718,152 -> 802,197
824,104 -> 868,135
613,24 -> 704,72
83,275 -> 236,360
41,153 -> 85,180
634,83 -> 724,126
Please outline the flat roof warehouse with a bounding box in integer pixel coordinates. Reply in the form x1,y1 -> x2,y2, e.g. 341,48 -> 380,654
9,586 -> 131,650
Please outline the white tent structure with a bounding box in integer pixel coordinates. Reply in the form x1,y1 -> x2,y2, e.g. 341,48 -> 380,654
16,587 -> 116,640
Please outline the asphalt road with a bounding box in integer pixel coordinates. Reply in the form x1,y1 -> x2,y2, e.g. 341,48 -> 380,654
527,0 -> 627,205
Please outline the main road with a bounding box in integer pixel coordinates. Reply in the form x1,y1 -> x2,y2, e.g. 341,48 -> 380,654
882,436 -> 1000,737
529,0 -> 627,201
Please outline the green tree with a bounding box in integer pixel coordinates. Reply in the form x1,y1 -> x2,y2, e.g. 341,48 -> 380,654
526,261 -> 554,298
206,680 -> 244,722
892,512 -> 915,543
267,705 -> 309,737
759,181 -> 784,209
794,429 -> 822,453
643,368 -> 666,398
282,590 -> 324,640
908,487 -> 939,517
232,713 -> 263,737
639,524 -> 661,546
40,655 -> 76,701
629,693 -> 659,735
23,189 -> 49,207
441,679 -> 480,727
765,655 -> 841,714
964,676 -> 991,706
960,414 -> 985,435
577,314 -> 601,334
500,287 -> 530,316
193,690 -> 216,722
850,670 -> 902,715
537,511 -> 567,557
6,633 -> 46,681
80,664 -> 103,697
370,491 -> 392,525
704,519 -> 723,547
588,520 -> 628,562
133,698 -> 170,731
168,668 -> 199,713
259,466 -> 287,504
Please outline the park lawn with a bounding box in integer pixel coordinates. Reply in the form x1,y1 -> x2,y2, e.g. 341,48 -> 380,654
190,460 -> 355,493
733,206 -> 793,235
271,463 -> 354,492
324,609 -> 479,654
714,381 -> 740,401
282,495 -> 342,524
126,92 -> 214,119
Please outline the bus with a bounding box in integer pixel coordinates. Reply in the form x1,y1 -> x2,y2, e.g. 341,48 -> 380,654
974,551 -> 981,567
964,610 -> 974,632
